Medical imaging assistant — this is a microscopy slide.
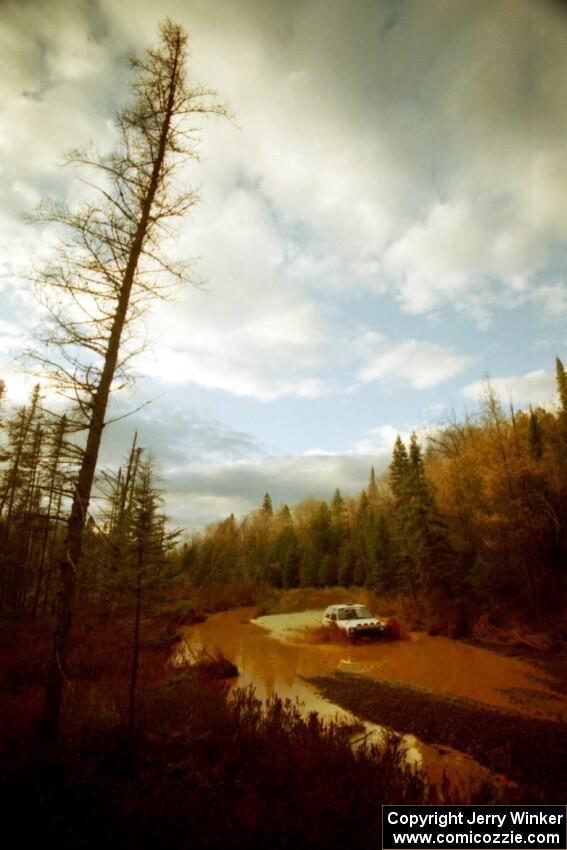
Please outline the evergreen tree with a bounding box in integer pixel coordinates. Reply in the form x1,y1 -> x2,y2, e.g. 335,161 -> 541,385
405,433 -> 455,598
318,553 -> 337,587
388,435 -> 418,595
247,494 -> 274,583
273,525 -> 301,588
301,503 -> 333,587
368,513 -> 394,593
31,414 -> 70,617
0,385 -> 44,614
353,492 -> 369,585
300,551 -> 318,587
282,547 -> 301,589
126,452 -> 179,744
367,466 -> 379,509
330,488 -> 347,537
261,492 -> 273,517
0,384 -> 42,529
556,356 -> 567,415
555,357 -> 567,452
389,436 -> 410,505
97,442 -> 179,743
337,541 -> 354,587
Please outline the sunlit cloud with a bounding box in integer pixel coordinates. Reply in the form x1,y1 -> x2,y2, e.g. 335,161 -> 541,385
356,338 -> 471,390
463,369 -> 557,408
2,0 -> 567,526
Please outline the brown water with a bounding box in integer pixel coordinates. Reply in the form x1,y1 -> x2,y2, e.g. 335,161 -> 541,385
173,607 -> 563,794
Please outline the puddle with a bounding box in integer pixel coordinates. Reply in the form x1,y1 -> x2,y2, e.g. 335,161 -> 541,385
172,606 -> 563,795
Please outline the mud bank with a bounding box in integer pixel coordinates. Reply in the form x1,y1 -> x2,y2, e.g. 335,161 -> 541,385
309,673 -> 567,800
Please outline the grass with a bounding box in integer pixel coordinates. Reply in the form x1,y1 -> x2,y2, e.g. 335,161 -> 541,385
0,680 -> 444,850
159,577 -> 268,623
0,591 -> 475,850
167,641 -> 239,679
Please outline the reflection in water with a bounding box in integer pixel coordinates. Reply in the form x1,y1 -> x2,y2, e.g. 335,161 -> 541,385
176,607 -> 561,795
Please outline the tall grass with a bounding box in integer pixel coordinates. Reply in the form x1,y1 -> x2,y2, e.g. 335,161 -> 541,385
0,595 -> 484,849
2,582 -> 554,845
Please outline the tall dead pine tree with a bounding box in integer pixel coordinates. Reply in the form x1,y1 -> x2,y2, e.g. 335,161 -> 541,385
32,20 -> 230,742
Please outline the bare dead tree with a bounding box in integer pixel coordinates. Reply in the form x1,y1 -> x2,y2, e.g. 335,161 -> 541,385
28,20 -> 231,743
30,413 -> 71,618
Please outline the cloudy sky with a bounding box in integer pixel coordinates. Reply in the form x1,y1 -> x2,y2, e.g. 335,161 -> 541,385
2,0 -> 567,527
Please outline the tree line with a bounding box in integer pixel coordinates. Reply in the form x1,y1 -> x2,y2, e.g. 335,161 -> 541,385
0,389 -> 179,738
182,358 -> 567,629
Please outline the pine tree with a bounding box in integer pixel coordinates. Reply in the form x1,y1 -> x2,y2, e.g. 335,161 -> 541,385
300,503 -> 333,587
405,433 -> 455,598
318,553 -> 337,587
126,452 -> 177,744
337,541 -> 354,587
330,488 -> 346,536
367,466 -> 379,508
0,384 -> 41,531
0,385 -> 43,613
273,525 -> 300,588
261,492 -> 273,517
300,551 -> 318,587
389,436 -> 410,505
353,491 -> 369,585
387,435 -> 418,595
368,513 -> 394,593
556,357 -> 567,414
31,414 -> 70,617
555,357 -> 567,452
98,442 -> 178,744
97,433 -> 142,606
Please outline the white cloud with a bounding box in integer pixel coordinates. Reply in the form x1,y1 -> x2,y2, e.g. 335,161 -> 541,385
462,369 -> 557,407
162,419 -> 442,527
350,424 -> 406,456
135,187 -> 336,400
530,282 -> 567,319
356,338 -> 471,390
3,0 -> 567,311
384,200 -> 548,319
0,319 -> 26,353
0,319 -> 40,404
1,0 -> 567,439
164,451 -> 385,527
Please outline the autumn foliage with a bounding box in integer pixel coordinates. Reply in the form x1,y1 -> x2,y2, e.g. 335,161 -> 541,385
181,358 -> 567,637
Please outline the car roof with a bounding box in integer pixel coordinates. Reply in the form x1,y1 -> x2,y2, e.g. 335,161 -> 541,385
327,603 -> 365,610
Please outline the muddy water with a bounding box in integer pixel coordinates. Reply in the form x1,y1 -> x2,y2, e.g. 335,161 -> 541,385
175,607 -> 562,794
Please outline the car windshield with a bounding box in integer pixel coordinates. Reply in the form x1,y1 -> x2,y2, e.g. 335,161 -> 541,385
338,606 -> 372,620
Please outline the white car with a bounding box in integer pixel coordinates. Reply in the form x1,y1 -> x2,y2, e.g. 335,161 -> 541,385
322,603 -> 386,640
